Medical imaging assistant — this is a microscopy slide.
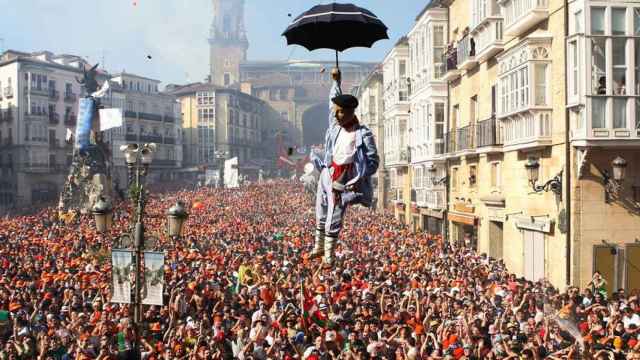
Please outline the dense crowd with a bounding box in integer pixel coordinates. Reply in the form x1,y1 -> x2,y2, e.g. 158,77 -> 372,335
0,181 -> 639,359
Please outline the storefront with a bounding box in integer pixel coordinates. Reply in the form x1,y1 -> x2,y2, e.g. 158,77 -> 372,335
448,204 -> 478,250
421,208 -> 445,238
512,215 -> 553,282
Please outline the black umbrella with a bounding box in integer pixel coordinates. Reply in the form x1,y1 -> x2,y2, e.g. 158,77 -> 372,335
282,3 -> 389,69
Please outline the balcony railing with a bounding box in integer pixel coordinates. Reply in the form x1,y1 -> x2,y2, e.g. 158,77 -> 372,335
442,46 -> 461,81
445,124 -> 476,153
49,89 -> 60,101
472,18 -> 504,63
140,135 -> 163,143
49,113 -> 60,125
500,0 -> 549,37
26,86 -> 49,96
4,87 -> 14,98
125,134 -> 138,141
63,114 -> 77,126
164,115 -> 178,123
63,92 -> 77,103
124,110 -> 137,118
476,117 -> 503,148
139,112 -> 163,121
500,110 -> 552,151
457,34 -> 477,70
164,137 -> 176,144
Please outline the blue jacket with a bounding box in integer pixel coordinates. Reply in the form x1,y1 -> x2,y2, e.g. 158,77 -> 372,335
310,80 -> 380,207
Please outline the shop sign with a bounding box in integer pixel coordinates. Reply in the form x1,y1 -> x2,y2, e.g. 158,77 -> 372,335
514,216 -> 553,233
448,212 -> 477,226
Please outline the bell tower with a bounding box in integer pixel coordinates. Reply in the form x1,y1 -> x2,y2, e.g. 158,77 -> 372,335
209,0 -> 248,87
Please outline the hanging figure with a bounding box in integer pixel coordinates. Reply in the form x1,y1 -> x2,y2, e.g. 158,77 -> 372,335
309,68 -> 379,268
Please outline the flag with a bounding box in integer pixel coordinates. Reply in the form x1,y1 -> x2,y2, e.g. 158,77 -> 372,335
65,128 -> 73,142
99,108 -> 123,131
301,284 -> 333,329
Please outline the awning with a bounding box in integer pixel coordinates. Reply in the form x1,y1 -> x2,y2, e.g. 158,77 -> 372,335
448,211 -> 477,226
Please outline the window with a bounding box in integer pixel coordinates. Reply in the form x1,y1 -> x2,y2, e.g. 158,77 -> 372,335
490,162 -> 501,189
591,7 -> 605,35
399,60 -> 407,78
636,39 -> 640,95
469,165 -> 477,188
470,96 -> 478,124
224,73 -> 231,86
612,8 -> 626,36
451,167 -> 459,191
575,10 -> 582,33
570,41 -> 579,96
433,25 -> 445,79
65,83 -> 72,95
636,99 -> 640,129
534,64 -> 548,106
592,97 -> 606,128
500,66 -> 529,114
613,98 -> 626,128
635,8 -> 640,35
612,39 -> 627,95
592,38 -> 607,94
435,103 -> 445,140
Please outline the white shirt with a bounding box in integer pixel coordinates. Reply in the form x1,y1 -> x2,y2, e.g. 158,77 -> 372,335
333,128 -> 357,165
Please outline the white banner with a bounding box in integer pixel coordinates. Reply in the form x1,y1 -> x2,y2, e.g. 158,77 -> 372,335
142,252 -> 165,306
224,157 -> 239,188
99,108 -> 123,131
111,250 -> 133,304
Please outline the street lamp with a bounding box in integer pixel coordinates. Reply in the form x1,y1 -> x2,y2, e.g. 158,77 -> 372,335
92,196 -> 113,233
100,142 -> 164,359
601,156 -> 627,203
167,201 -> 189,238
525,158 -> 562,196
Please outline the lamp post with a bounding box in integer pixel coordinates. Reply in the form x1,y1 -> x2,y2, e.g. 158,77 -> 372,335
524,158 -> 562,196
92,142 -> 189,360
602,156 -> 627,203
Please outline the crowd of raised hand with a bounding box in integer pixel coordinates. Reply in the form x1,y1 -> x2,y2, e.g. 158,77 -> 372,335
0,181 -> 639,359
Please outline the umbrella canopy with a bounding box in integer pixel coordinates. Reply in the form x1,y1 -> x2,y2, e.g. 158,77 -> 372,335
283,3 -> 388,66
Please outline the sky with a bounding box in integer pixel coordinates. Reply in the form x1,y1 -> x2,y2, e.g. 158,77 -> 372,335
0,0 -> 427,86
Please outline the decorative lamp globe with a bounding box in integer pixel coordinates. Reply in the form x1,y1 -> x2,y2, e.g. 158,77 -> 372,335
167,201 -> 189,237
92,197 -> 113,233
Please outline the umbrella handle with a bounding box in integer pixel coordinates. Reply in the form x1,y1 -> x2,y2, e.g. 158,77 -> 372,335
335,50 -> 340,71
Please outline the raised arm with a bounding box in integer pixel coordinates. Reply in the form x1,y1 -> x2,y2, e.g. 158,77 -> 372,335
328,69 -> 342,128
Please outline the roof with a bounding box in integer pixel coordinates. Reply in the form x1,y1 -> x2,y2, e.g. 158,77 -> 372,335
167,82 -> 268,103
112,72 -> 161,83
414,0 -> 444,21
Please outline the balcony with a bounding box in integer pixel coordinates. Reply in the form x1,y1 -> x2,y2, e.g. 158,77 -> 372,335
475,117 -> 503,153
500,0 -> 549,37
139,112 -> 163,121
385,149 -> 409,167
164,115 -> 178,123
49,89 -> 59,101
140,134 -> 163,143
125,134 -> 138,142
63,114 -> 77,126
442,46 -> 462,81
49,113 -> 60,125
25,111 -> 48,121
456,34 -> 477,71
570,97 -> 640,147
164,137 -> 176,145
500,110 -> 552,152
472,18 -> 505,63
20,163 -> 50,173
125,110 -> 137,118
4,87 -> 13,99
25,86 -> 49,97
445,124 -> 476,155
427,189 -> 446,209
63,92 -> 77,103
153,159 -> 178,167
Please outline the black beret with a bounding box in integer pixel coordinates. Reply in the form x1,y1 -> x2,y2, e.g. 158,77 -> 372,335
331,94 -> 359,109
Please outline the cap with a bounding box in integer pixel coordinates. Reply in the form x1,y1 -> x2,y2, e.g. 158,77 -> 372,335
331,94 -> 359,109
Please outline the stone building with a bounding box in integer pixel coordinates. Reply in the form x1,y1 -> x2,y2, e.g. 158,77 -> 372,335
0,50 -> 97,210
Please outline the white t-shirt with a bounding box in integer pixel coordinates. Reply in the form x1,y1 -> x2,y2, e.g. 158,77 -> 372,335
333,129 -> 357,165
